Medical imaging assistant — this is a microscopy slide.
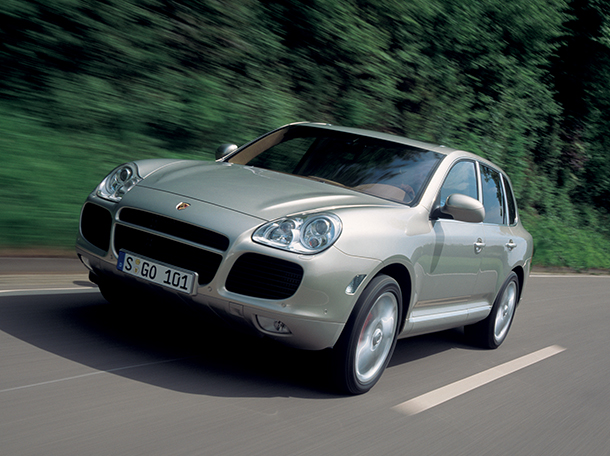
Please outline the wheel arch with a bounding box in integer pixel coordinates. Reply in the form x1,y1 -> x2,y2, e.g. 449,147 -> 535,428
375,263 -> 412,333
512,265 -> 525,303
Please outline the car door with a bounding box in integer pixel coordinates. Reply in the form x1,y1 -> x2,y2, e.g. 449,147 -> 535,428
411,160 -> 485,333
474,164 -> 516,305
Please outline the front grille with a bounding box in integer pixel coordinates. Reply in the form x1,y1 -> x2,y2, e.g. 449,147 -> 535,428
81,203 -> 112,253
119,208 -> 229,251
226,253 -> 304,300
114,224 -> 222,285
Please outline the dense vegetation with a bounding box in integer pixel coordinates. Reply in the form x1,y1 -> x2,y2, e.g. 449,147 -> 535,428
1,0 -> 610,269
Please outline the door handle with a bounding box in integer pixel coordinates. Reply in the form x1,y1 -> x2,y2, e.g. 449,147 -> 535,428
506,240 -> 517,251
474,238 -> 486,254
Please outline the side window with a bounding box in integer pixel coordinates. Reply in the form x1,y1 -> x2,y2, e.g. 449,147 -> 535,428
480,165 -> 505,224
439,160 -> 478,206
503,175 -> 517,225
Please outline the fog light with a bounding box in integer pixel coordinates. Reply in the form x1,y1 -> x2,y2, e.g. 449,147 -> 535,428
256,315 -> 291,334
79,254 -> 93,271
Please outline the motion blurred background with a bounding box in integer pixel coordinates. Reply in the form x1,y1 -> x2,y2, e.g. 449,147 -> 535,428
1,0 -> 609,269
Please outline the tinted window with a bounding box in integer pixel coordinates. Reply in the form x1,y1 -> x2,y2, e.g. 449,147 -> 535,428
231,126 -> 443,205
439,160 -> 478,206
247,137 -> 316,174
503,175 -> 517,225
481,165 -> 505,224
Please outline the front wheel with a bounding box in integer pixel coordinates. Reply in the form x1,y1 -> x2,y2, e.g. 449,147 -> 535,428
97,278 -> 134,306
94,274 -> 145,310
466,272 -> 519,349
333,275 -> 401,395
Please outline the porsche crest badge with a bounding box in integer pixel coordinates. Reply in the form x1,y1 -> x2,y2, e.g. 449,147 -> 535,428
176,202 -> 191,211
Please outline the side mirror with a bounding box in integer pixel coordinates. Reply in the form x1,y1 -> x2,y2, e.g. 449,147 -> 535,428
441,193 -> 485,223
215,143 -> 238,160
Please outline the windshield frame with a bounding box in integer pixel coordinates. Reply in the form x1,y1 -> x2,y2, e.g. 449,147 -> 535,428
227,124 -> 444,206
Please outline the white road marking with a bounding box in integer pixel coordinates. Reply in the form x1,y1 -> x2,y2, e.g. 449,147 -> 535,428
393,345 -> 566,416
0,287 -> 91,293
0,287 -> 99,297
0,358 -> 187,393
530,274 -> 610,278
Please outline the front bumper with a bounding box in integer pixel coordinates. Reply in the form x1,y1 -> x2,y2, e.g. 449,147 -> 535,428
76,188 -> 380,350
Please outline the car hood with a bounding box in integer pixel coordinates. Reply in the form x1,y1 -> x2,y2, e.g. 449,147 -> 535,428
138,160 -> 396,220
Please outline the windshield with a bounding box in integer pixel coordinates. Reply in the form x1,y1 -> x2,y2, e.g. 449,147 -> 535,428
228,125 -> 443,205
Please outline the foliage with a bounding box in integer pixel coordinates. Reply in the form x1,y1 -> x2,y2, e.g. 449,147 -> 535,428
522,209 -> 610,270
1,0 -> 610,269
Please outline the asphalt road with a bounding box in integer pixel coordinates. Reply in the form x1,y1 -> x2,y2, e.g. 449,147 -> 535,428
1,272 -> 609,456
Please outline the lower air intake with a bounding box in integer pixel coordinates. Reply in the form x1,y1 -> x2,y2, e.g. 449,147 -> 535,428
226,253 -> 303,300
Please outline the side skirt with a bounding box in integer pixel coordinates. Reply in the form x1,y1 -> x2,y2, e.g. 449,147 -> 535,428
399,301 -> 491,338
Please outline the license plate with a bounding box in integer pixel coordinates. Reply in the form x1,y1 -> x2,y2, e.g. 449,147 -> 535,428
117,251 -> 197,295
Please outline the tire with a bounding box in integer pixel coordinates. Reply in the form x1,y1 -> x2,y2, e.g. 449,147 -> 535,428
466,272 -> 519,349
333,275 -> 402,395
95,275 -> 140,307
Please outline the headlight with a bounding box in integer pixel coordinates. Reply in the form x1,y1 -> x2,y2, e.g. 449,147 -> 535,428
253,213 -> 342,254
96,163 -> 142,202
